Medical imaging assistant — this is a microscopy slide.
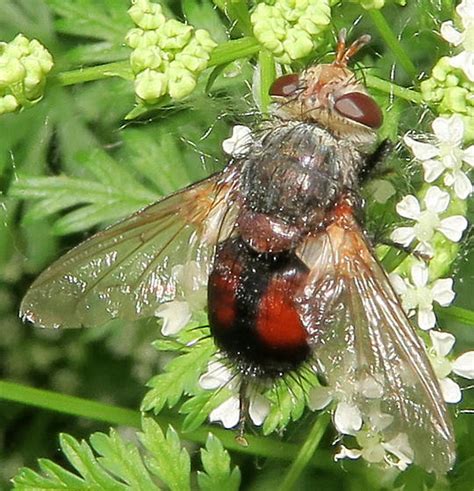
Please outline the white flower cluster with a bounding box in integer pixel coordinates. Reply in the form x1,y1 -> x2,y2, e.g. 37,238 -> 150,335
390,115 -> 471,333
440,0 -> 474,82
309,373 -> 414,471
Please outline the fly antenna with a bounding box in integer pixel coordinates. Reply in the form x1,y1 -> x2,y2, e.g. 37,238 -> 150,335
334,29 -> 371,67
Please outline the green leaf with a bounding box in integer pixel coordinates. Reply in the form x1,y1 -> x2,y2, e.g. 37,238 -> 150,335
179,389 -> 232,433
12,422 -> 207,490
140,419 -> 191,491
46,0 -> 131,42
142,338 -> 215,414
90,430 -> 158,489
197,433 -> 241,491
263,370 -> 318,435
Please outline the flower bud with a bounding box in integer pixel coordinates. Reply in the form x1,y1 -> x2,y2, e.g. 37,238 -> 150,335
0,94 -> 18,115
128,0 -> 166,30
135,68 -> 168,102
168,62 -> 196,99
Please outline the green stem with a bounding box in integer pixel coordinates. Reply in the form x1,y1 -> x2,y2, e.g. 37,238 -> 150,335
56,61 -> 133,86
278,413 -> 330,491
367,9 -> 417,79
209,36 -> 260,66
0,380 -> 333,468
0,380 -> 141,427
365,74 -> 423,104
258,49 -> 276,113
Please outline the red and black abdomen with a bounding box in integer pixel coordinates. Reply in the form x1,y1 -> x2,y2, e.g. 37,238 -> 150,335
208,238 -> 310,377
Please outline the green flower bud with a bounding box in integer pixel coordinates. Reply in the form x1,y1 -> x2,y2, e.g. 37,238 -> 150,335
168,62 -> 196,99
251,0 -> 331,64
194,29 -> 217,52
135,68 -> 167,102
0,54 -> 26,86
0,34 -> 53,114
128,0 -> 166,30
283,29 -> 313,60
158,19 -> 193,51
130,46 -> 165,73
0,94 -> 18,114
126,28 -> 160,49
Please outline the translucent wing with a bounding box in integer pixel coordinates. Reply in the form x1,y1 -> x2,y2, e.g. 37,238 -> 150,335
296,208 -> 455,474
21,167 -> 241,329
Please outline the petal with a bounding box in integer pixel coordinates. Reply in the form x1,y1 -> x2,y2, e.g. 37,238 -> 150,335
417,308 -> 436,330
422,159 -> 445,182
462,145 -> 474,166
209,396 -> 240,428
199,360 -> 233,389
414,241 -> 434,257
395,195 -> 421,219
429,330 -> 456,357
431,278 -> 455,306
334,402 -> 362,435
437,215 -> 468,242
450,52 -> 474,82
451,171 -> 473,199
156,300 -> 192,336
249,393 -> 271,426
452,351 -> 474,379
334,445 -> 362,461
390,227 -> 416,247
389,273 -> 408,295
308,386 -> 333,410
403,135 -> 439,160
411,262 -> 428,288
424,186 -> 450,213
457,0 -> 474,25
432,115 -> 464,145
439,377 -> 462,403
440,21 -> 464,45
222,125 -> 253,156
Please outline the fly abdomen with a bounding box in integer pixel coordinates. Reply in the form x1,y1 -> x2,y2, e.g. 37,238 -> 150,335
208,237 -> 310,377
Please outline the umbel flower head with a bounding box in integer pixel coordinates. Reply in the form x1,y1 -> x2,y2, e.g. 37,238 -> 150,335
250,0 -> 331,64
126,0 -> 216,103
404,115 -> 474,199
0,34 -> 53,115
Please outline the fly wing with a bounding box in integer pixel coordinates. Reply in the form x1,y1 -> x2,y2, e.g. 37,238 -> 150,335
21,167 -> 241,329
296,210 -> 455,474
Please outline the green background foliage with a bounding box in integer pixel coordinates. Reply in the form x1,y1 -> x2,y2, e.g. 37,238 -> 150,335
0,0 -> 473,489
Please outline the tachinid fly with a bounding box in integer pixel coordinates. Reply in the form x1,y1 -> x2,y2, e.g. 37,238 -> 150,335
20,30 -> 456,474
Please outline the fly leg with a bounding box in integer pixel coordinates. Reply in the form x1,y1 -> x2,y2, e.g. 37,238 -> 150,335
235,378 -> 249,447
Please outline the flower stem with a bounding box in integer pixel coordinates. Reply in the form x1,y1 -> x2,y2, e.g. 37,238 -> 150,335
367,9 -> 417,79
0,379 -> 333,467
258,49 -> 276,112
56,61 -> 133,86
365,74 -> 423,104
278,413 -> 330,491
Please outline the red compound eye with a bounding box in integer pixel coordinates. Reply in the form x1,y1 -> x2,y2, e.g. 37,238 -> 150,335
334,92 -> 383,129
269,73 -> 300,97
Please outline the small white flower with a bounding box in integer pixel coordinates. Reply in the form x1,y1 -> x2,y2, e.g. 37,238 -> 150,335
404,116 -> 474,199
441,0 -> 474,81
390,186 -> 468,255
200,360 -> 270,428
156,260 -> 207,336
390,262 -> 455,330
222,125 -> 253,157
429,330 -> 474,403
